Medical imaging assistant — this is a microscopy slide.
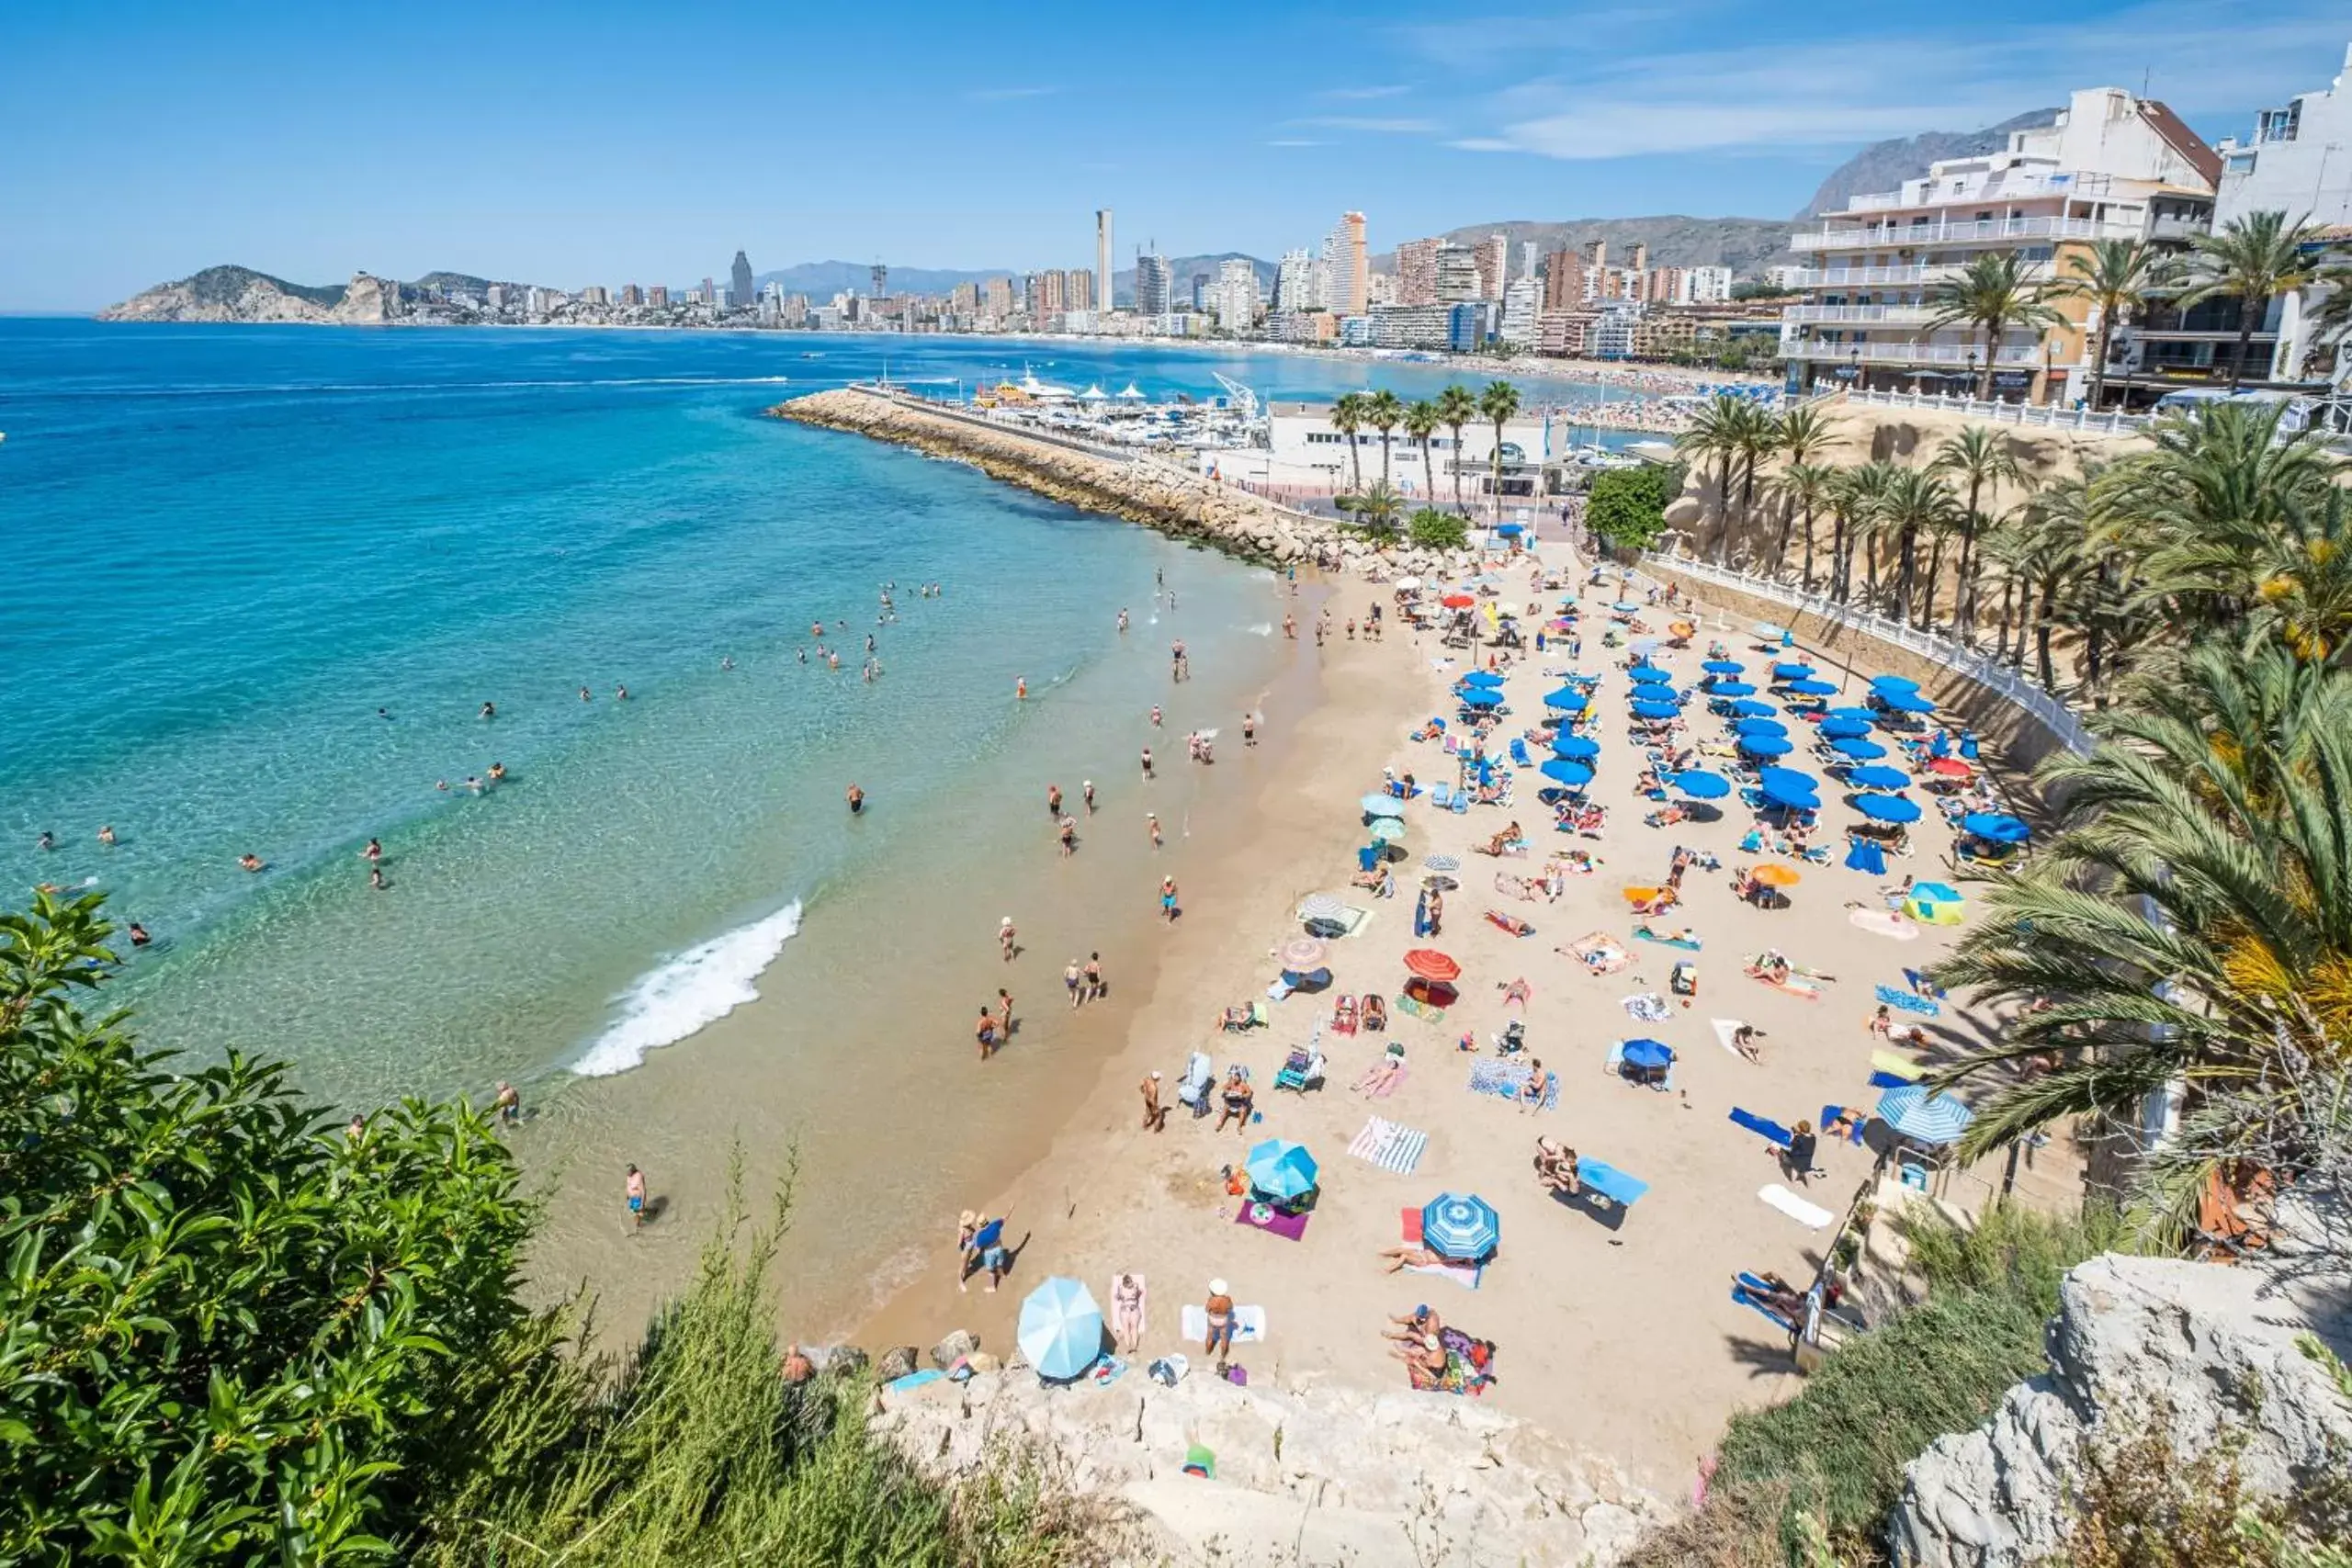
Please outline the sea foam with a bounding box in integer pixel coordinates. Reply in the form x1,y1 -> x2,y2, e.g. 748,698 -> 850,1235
571,901 -> 802,1077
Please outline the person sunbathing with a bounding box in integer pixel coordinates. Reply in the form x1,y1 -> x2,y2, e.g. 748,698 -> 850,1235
1745,951 -> 1792,986
1377,1244 -> 1443,1273
1394,1332 -> 1451,1376
1483,822 -> 1524,856
1354,1056 -> 1404,1096
1384,1304 -> 1442,1343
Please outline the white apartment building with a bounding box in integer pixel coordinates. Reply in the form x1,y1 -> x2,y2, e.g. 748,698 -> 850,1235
1272,248 -> 1316,313
1434,245 -> 1482,302
1499,277 -> 1543,346
1214,257 -> 1261,333
1779,85 -> 2220,402
1261,401 -> 1557,498
2214,40 -> 2352,386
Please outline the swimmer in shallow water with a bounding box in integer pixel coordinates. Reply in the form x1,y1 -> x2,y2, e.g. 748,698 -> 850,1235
239,853 -> 265,873
846,784 -> 865,815
128,922 -> 151,946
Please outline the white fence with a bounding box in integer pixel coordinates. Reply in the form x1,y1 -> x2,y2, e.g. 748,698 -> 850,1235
1638,553 -> 2097,756
1838,386 -> 2152,437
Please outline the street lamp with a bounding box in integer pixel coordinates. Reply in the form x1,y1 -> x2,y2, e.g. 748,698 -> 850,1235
1965,348 -> 1979,401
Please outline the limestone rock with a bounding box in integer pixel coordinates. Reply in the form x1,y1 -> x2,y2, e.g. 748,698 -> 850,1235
931,1329 -> 979,1371
1662,496 -> 1703,528
874,1345 -> 919,1382
1888,1254 -> 2352,1568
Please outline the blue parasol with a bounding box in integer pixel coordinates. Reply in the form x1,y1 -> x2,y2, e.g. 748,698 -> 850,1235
1871,674 -> 1921,693
1629,701 -> 1679,721
1709,681 -> 1758,697
1702,659 -> 1745,675
1874,1084 -> 1974,1147
1460,671 -> 1505,688
1962,812 -> 2031,844
1361,793 -> 1407,818
1726,698 -> 1775,718
1880,690 -> 1936,714
1460,689 -> 1504,708
1758,768 -> 1820,808
1628,682 -> 1679,702
1820,717 -> 1873,740
1622,1038 -> 1674,1070
1670,770 -> 1731,799
1552,736 -> 1601,760
1846,765 -> 1912,792
1612,600 -> 1643,613
1786,678 -> 1838,696
1825,706 -> 1877,723
1770,662 -> 1815,680
1246,1138 -> 1320,1201
1829,736 -> 1888,760
1542,759 -> 1594,787
1734,716 -> 1789,736
1419,1192 -> 1500,1260
1626,663 -> 1670,682
1739,732 -> 1793,758
1844,836 -> 1888,874
1018,1277 -> 1106,1382
1851,793 -> 1922,823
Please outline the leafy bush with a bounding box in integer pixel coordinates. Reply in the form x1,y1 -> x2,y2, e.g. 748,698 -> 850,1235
1408,508 -> 1468,550
1587,461 -> 1685,552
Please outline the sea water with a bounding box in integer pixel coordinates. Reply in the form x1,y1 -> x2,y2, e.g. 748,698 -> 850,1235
0,321 -> 1623,1112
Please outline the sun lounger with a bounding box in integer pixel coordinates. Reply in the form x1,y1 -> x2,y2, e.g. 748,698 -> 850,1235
1729,1108 -> 1794,1147
1272,1049 -> 1326,1094
1429,782 -> 1453,808
1330,995 -> 1358,1034
1176,1051 -> 1215,1116
1347,1116 -> 1429,1175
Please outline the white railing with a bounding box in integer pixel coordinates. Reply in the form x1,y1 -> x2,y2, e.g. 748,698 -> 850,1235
1781,304 -> 1937,324
1838,385 -> 2152,434
1837,172 -> 2127,213
1791,215 -> 2141,251
1635,554 -> 2097,755
1779,339 -> 2046,367
1786,262 -> 2052,288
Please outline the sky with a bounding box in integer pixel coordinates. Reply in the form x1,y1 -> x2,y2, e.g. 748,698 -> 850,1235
4,0 -> 2350,311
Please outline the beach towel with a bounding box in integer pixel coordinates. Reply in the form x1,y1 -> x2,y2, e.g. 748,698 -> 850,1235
1711,1018 -> 1756,1059
1404,1258 -> 1484,1290
1180,1304 -> 1267,1345
1408,1354 -> 1491,1396
1619,992 -> 1668,1022
1875,984 -> 1939,1017
1870,1049 -> 1924,1081
1234,1202 -> 1309,1241
1466,1059 -> 1531,1100
1634,925 -> 1703,950
1902,966 -> 1948,999
1732,1281 -> 1799,1332
1849,908 -> 1918,941
1821,1106 -> 1867,1145
1348,1116 -> 1430,1176
1867,1071 -> 1911,1089
1562,932 -> 1630,974
1756,976 -> 1823,1000
1577,1159 -> 1649,1207
1758,1184 -> 1835,1229
1729,1108 -> 1794,1148
886,1368 -> 946,1393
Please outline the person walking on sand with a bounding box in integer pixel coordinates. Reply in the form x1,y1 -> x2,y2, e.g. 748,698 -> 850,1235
1148,813 -> 1162,850
1160,876 -> 1180,923
1243,713 -> 1257,747
1283,611 -> 1296,639
1204,1279 -> 1237,1372
976,1004 -> 1000,1058
624,1165 -> 647,1229
1065,956 -> 1083,1008
1139,1072 -> 1167,1132
1000,916 -> 1017,962
1084,952 -> 1104,1001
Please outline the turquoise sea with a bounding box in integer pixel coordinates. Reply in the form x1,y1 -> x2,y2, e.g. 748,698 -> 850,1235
0,321 -> 1628,1115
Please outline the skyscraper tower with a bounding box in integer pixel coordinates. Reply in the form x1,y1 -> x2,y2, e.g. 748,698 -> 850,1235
1095,209 -> 1114,313
870,260 -> 888,298
729,250 -> 754,310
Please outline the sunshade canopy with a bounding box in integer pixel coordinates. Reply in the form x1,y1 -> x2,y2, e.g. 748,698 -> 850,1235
1846,765 -> 1912,791
1420,1192 -> 1500,1260
1542,759 -> 1594,787
1851,793 -> 1922,823
1962,812 -> 2031,843
1874,1085 -> 1973,1146
1670,770 -> 1731,799
1402,948 -> 1461,982
1246,1138 -> 1320,1201
1018,1278 -> 1105,1382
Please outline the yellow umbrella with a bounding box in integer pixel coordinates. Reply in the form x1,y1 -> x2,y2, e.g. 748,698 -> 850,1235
1752,865 -> 1801,888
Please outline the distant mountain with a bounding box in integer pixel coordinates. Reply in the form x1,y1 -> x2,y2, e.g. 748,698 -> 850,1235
1798,110 -> 2061,218
1371,218 -> 1794,279
753,261 -> 1011,298
96,265 -> 403,324
1110,254 -> 1275,309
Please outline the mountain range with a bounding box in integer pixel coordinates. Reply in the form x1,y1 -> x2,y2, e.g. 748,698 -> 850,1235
1797,109 -> 2061,218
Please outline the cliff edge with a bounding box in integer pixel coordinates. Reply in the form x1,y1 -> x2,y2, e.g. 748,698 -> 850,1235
96,266 -> 402,324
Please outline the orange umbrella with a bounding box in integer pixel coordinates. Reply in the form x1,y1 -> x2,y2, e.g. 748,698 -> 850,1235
1620,886 -> 1663,904
1752,865 -> 1801,887
1669,621 -> 1695,637
1402,948 -> 1462,983
1441,593 -> 1476,609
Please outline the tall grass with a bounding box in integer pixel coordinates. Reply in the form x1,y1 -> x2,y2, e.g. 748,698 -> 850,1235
1626,1201 -> 2135,1568
412,1172 -> 1113,1567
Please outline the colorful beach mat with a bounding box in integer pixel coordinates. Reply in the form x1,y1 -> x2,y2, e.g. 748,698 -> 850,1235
1348,1116 -> 1430,1176
1875,984 -> 1940,1017
1234,1202 -> 1309,1242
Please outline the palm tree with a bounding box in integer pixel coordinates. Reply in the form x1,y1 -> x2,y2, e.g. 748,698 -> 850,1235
1930,641 -> 2352,1233
1478,380 -> 1521,522
1673,394 -> 1747,560
1402,400 -> 1441,503
1770,405 -> 1839,578
2016,473 -> 2095,687
1828,462 -> 1894,604
1871,467 -> 1958,626
1341,480 -> 1407,535
2250,490 -> 2352,666
1928,425 -> 2027,639
1330,392 -> 1367,493
1364,389 -> 1404,488
1435,385 -> 1477,515
1729,403 -> 1784,567
1781,465 -> 1837,592
2178,209 -> 2327,390
2064,238 -> 2167,409
1927,252 -> 2068,400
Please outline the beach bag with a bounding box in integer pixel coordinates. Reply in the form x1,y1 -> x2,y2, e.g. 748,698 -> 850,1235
1148,1353 -> 1189,1386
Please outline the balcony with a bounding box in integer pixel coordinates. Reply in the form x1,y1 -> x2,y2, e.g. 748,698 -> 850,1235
1781,304 -> 1938,325
1778,336 -> 2048,367
1785,261 -> 2052,288
1790,215 -> 2144,252
1830,171 -> 2130,216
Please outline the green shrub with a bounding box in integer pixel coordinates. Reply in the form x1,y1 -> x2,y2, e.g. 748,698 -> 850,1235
1587,461 -> 1685,551
1408,508 -> 1468,550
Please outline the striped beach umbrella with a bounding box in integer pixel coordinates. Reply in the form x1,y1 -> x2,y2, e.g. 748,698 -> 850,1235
1873,1085 -> 1973,1147
1420,1192 -> 1500,1260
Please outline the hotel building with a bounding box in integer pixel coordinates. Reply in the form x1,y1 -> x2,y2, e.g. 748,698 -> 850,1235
1778,86 -> 2219,403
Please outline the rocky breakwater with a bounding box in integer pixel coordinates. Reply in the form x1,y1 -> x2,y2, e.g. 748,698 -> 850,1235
874,1350 -> 1666,1566
769,389 -> 1479,580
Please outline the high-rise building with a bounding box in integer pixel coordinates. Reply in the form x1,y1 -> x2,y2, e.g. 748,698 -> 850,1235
950,281 -> 979,316
1520,240 -> 1539,282
1214,257 -> 1260,333
1272,248 -> 1315,312
581,285 -> 610,306
1541,249 -> 1584,311
1030,270 -> 1065,317
1095,209 -> 1114,316
1366,270 -> 1396,306
1395,237 -> 1442,307
619,284 -> 643,307
1628,243 -> 1649,278
648,285 -> 671,308
1500,277 -> 1543,346
1135,251 -> 1172,316
1434,245 -> 1482,303
1323,212 -> 1368,315
1473,233 -> 1510,300
983,276 -> 1015,320
730,251 -> 754,310
1063,268 -> 1096,311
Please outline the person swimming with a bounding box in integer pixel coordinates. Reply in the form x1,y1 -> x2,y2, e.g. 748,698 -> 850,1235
488,761 -> 506,782
128,922 -> 151,946
846,784 -> 865,815
480,701 -> 496,719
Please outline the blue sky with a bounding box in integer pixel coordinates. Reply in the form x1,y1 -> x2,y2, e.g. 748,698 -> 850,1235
4,0 -> 2349,310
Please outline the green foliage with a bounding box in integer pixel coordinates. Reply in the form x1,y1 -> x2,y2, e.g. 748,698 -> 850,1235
1586,462 -> 1683,551
0,891 -> 536,1564
1408,508 -> 1468,550
1337,480 -> 1406,534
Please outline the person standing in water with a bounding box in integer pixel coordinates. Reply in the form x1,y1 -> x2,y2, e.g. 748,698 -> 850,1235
480,701 -> 496,719
1016,676 -> 1028,700
624,1165 -> 648,1229
580,686 -> 592,702
999,917 -> 1017,962
493,1081 -> 522,1125
1118,608 -> 1129,632
1148,813 -> 1162,850
1082,780 -> 1096,813
846,784 -> 865,815
1046,784 -> 1063,818
1140,747 -> 1154,780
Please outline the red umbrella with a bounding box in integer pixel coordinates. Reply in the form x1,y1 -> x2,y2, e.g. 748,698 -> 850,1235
1402,948 -> 1461,983
1441,593 -> 1476,609
1925,757 -> 1973,778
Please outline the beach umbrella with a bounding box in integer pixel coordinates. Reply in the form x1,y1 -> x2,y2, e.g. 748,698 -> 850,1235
1460,689 -> 1504,709
1751,864 -> 1800,887
1669,770 -> 1731,799
1460,670 -> 1505,688
1912,880 -> 1962,904
1770,662 -> 1815,681
1419,1192 -> 1500,1261
1844,836 -> 1888,874
1541,759 -> 1594,787
1395,576 -> 1424,592
1962,812 -> 2031,844
1245,1138 -> 1320,1203
1613,600 -> 1643,613
1786,678 -> 1838,696
1708,681 -> 1758,698
1620,885 -> 1662,905
1628,682 -> 1679,702
1543,686 -> 1587,709
1279,936 -> 1328,970
1847,765 -> 1912,792
1820,717 -> 1873,740
1403,948 -> 1461,983
1017,1277 -> 1105,1382
1702,659 -> 1744,675
1668,620 -> 1696,638
1442,593 -> 1476,609
1734,716 -> 1789,736
1629,637 -> 1660,655
1361,793 -> 1407,818
1299,892 -> 1349,924
1830,736 -> 1888,761
1421,854 -> 1462,873
1726,698 -> 1775,718
1621,1038 -> 1674,1071
1630,700 -> 1679,721
1924,757 -> 1973,779
1905,882 -> 1966,926
1758,769 -> 1820,809
1851,793 -> 1922,824
1825,705 -> 1877,723
1368,817 -> 1407,841
1738,733 -> 1793,758
1551,736 -> 1601,760
1752,622 -> 1787,641
1873,1085 -> 1974,1148
1881,690 -> 1936,714
1871,674 -> 1921,693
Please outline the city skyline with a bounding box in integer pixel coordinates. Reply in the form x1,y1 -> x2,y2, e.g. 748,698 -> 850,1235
7,0 -> 2352,312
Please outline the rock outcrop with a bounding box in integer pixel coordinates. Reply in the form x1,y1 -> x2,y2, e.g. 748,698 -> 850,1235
97,265 -> 402,324
768,388 -> 1484,580
877,1364 -> 1665,1566
1888,1254 -> 2352,1567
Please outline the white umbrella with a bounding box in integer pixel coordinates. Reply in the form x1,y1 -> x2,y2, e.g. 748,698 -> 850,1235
1396,576 -> 1425,591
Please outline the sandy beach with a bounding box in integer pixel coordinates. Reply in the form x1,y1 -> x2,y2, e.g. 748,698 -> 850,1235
851,531 -> 2070,1498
